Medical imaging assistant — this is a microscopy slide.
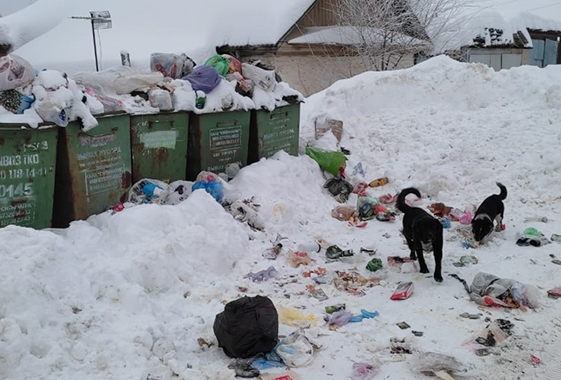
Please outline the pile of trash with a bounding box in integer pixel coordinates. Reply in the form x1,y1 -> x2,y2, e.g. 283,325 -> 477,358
0,51 -> 303,129
0,55 -> 101,130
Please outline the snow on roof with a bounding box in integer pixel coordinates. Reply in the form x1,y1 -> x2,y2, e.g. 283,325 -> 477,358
288,26 -> 429,47
433,0 -> 561,52
1,0 -> 315,74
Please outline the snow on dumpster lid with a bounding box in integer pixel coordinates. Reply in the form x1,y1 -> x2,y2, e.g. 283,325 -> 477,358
6,0 -> 315,74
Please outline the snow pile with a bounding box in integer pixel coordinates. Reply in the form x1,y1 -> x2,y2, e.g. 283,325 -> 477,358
0,190 -> 248,380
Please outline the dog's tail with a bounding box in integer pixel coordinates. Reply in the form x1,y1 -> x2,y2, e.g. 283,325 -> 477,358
396,187 -> 421,213
496,182 -> 507,200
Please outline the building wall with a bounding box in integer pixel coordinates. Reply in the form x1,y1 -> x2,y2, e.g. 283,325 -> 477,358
244,49 -> 415,97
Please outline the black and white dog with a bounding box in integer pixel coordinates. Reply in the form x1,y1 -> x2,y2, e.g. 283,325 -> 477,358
472,183 -> 507,242
397,188 -> 443,282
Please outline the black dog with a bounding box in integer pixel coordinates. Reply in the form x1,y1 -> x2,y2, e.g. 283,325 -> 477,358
397,188 -> 443,282
472,183 -> 507,242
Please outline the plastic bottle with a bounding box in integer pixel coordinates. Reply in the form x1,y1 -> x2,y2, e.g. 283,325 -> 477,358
297,242 -> 321,253
195,90 -> 206,109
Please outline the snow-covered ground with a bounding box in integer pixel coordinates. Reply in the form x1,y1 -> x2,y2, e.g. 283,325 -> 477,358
2,57 -> 561,380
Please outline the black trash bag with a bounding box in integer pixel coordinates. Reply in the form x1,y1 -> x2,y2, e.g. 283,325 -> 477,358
213,295 -> 279,358
324,167 -> 353,203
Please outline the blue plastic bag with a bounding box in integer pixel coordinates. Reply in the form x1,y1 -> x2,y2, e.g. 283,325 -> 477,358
191,172 -> 223,202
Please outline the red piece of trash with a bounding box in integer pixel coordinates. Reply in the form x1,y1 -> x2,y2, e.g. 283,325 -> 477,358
531,355 -> 541,365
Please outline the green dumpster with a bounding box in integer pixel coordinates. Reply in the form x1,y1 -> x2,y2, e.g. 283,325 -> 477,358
0,124 -> 58,229
248,103 -> 301,164
53,113 -> 132,227
187,110 -> 250,180
130,112 -> 189,183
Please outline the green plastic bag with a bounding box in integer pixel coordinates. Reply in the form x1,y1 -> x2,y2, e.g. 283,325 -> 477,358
204,55 -> 229,76
305,147 -> 346,176
366,258 -> 383,272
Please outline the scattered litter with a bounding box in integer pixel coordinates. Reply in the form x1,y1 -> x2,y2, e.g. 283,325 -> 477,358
278,307 -> 317,328
276,330 -> 320,368
474,348 -> 490,357
397,321 -> 411,330
307,286 -> 329,301
246,266 -> 278,283
380,193 -> 397,204
287,251 -> 312,268
475,319 -> 514,347
450,208 -> 473,225
387,256 -> 411,270
326,310 -> 354,329
228,358 -> 261,378
516,227 -> 550,247
409,351 -> 476,378
107,202 -> 125,215
324,167 -> 354,203
251,350 -> 285,371
450,272 -> 540,310
452,255 -> 479,267
412,331 -> 424,337
440,216 -> 451,229
314,117 -> 343,142
351,362 -> 378,380
228,198 -> 265,230
390,337 -> 413,354
551,234 -> 561,243
357,196 -> 395,221
197,338 -> 213,348
459,312 -> 481,319
429,203 -> 452,217
129,179 -> 170,205
531,355 -> 541,366
331,205 -> 358,221
360,247 -> 377,255
263,235 -> 286,260
365,258 -> 383,272
325,304 -> 346,314
333,271 -> 378,295
349,309 -> 379,323
326,245 -> 354,261
553,260 -> 561,266
303,267 -> 327,278
391,282 -> 414,300
369,177 -> 389,188
261,370 -> 301,380
353,182 -> 369,196
192,171 -> 223,202
352,162 -> 366,177
547,287 -> 561,299
524,216 -> 548,223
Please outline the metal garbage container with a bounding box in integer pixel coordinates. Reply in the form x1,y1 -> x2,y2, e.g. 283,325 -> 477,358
130,112 -> 189,183
53,113 -> 132,227
187,110 -> 250,180
248,103 -> 301,164
0,123 -> 58,229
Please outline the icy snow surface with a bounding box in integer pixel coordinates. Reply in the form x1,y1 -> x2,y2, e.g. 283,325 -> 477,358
2,56 -> 561,380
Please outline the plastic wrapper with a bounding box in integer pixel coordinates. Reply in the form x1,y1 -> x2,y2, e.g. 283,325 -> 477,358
246,266 -> 278,283
164,180 -> 193,205
150,52 -> 194,79
128,179 -> 170,205
241,63 -> 276,92
148,88 -> 173,111
331,205 -> 357,221
326,310 -> 353,328
351,362 -> 378,380
191,171 -> 223,202
409,351 -> 477,377
0,89 -> 34,114
276,331 -> 315,368
0,54 -> 35,91
287,251 -> 311,268
74,67 -> 163,95
469,272 -> 540,309
278,307 -> 316,328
